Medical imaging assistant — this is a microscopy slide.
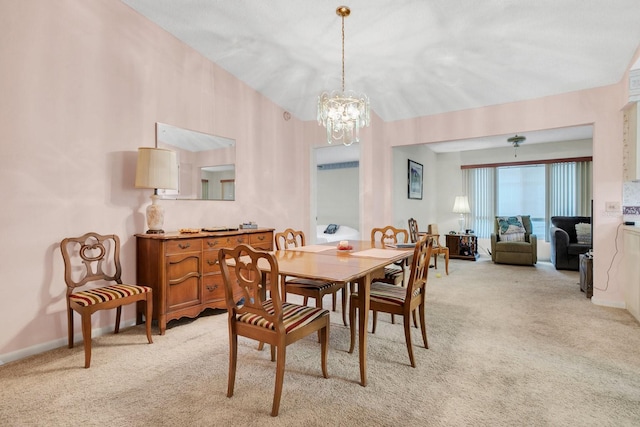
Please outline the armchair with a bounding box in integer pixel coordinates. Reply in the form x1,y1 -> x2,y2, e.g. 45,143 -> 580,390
549,216 -> 591,270
490,215 -> 537,266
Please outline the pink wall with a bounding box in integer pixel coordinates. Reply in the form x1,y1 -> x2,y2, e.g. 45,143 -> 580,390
0,0 -> 633,361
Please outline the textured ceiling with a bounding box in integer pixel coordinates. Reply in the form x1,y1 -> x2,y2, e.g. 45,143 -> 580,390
122,0 -> 640,123
121,1 -> 640,159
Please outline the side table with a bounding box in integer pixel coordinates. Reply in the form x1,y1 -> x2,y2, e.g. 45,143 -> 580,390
446,233 -> 479,261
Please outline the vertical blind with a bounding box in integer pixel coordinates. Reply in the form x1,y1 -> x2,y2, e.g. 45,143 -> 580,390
464,160 -> 592,239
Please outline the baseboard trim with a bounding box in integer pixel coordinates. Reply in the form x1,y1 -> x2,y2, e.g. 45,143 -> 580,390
591,296 -> 626,309
0,320 -> 136,365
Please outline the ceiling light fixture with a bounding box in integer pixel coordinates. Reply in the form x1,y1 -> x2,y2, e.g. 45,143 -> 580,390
317,6 -> 370,146
507,134 -> 526,157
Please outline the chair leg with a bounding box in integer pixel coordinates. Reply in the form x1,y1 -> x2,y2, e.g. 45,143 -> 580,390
332,292 -> 337,311
227,329 -> 237,398
114,306 -> 122,334
348,296 -> 356,353
444,251 -> 449,275
81,313 -> 92,368
341,285 -> 348,326
67,307 -> 74,349
145,297 -> 153,344
271,344 -> 286,417
403,314 -> 416,368
372,311 -> 378,334
320,323 -> 329,378
412,309 -> 418,328
303,296 -> 309,306
433,253 -> 438,269
419,302 -> 429,349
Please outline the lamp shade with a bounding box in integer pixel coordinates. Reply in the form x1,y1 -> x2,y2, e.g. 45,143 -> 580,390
452,196 -> 470,214
135,147 -> 178,190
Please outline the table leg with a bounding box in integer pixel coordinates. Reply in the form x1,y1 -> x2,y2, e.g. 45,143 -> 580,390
358,274 -> 370,386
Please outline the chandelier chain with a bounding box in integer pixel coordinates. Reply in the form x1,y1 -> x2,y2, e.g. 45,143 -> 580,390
341,14 -> 345,93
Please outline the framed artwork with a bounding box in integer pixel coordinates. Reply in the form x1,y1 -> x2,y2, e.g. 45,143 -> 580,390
408,159 -> 423,200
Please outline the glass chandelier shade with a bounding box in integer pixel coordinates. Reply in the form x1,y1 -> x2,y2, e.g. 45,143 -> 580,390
317,6 -> 370,146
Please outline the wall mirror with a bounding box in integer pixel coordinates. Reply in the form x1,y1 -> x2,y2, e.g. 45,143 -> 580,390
155,122 -> 235,200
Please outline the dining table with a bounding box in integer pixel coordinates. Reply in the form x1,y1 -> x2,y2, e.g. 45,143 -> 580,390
270,240 -> 415,386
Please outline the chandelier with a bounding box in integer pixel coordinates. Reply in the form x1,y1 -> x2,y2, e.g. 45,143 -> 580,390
317,6 -> 370,146
507,134 -> 526,157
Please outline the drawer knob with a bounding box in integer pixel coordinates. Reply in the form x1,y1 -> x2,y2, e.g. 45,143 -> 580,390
178,243 -> 191,250
207,240 -> 219,247
257,236 -> 265,241
207,259 -> 219,266
206,285 -> 218,292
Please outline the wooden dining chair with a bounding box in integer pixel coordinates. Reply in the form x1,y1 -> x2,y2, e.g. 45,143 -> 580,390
275,229 -> 348,326
370,225 -> 411,286
60,232 -> 153,368
218,244 -> 329,416
349,235 -> 433,368
427,224 -> 449,275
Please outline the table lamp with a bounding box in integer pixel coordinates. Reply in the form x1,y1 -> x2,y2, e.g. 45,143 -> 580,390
135,147 -> 178,234
452,196 -> 470,234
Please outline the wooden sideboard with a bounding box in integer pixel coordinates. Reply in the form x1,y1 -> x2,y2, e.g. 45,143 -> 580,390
136,228 -> 274,334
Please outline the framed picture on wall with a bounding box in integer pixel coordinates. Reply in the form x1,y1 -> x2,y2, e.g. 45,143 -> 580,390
408,159 -> 423,200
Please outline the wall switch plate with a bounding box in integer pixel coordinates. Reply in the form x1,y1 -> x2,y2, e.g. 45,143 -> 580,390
605,201 -> 620,212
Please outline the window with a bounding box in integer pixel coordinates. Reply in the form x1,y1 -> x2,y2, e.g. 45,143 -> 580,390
463,159 -> 592,240
497,165 -> 546,237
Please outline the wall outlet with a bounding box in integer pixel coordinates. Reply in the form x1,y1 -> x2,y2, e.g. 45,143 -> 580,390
605,201 -> 620,212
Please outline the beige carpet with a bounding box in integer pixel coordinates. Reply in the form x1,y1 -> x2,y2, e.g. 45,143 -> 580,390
1,258 -> 639,426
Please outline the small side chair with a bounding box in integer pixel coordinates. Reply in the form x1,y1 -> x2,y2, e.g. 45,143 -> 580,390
349,235 -> 433,367
60,232 -> 153,368
219,244 -> 330,416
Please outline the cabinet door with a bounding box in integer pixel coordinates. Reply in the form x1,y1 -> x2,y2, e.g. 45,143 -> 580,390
165,252 -> 201,311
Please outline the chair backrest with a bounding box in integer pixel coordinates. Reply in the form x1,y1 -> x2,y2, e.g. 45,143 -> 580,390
405,235 -> 433,301
218,243 -> 283,328
427,224 -> 443,248
274,228 -> 305,250
60,232 -> 122,295
408,218 -> 419,243
371,226 -> 409,245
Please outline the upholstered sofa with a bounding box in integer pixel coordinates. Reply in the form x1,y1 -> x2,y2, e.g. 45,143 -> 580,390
549,216 -> 591,270
490,215 -> 537,266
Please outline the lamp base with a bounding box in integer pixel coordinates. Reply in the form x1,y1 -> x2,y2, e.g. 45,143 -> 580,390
145,194 -> 165,234
458,215 -> 465,234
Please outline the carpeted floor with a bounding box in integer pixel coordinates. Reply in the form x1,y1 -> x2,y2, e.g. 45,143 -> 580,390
1,258 -> 639,426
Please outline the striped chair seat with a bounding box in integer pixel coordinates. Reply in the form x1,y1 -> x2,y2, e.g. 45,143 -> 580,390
367,281 -> 421,306
237,301 -> 329,333
69,284 -> 152,307
286,277 -> 335,289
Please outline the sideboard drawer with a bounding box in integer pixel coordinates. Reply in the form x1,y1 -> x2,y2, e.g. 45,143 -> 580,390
250,232 -> 272,250
166,238 -> 202,255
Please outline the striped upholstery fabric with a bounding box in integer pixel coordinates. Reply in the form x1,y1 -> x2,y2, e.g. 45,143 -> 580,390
286,277 -> 334,289
236,301 -> 329,333
69,284 -> 152,307
365,281 -> 422,306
